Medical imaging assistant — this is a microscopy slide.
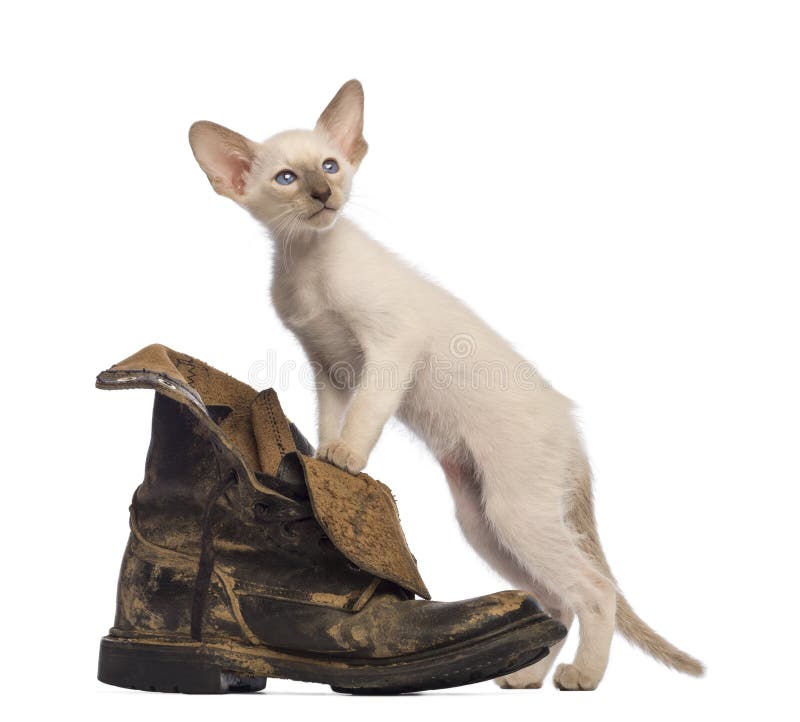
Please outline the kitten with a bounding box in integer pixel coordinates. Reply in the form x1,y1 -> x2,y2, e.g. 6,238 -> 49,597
189,80 -> 703,690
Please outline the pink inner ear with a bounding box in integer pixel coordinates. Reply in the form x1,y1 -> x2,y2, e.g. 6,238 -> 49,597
230,155 -> 251,195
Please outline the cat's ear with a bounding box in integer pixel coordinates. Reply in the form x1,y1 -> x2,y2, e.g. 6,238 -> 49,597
316,79 -> 368,167
188,121 -> 258,199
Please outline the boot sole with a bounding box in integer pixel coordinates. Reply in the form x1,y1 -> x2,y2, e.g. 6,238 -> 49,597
98,616 -> 566,694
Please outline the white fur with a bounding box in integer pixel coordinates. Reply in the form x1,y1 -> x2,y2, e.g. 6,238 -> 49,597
189,80 -> 703,690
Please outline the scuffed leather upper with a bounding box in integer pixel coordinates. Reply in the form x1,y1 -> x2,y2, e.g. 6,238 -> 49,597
240,588 -> 546,658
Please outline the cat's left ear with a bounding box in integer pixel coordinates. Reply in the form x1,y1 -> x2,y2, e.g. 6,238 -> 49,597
316,79 -> 368,167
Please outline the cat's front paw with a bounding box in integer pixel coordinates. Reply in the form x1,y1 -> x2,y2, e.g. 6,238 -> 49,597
317,440 -> 366,475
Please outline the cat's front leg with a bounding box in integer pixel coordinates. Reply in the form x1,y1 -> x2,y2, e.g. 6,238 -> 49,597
318,352 -> 414,474
316,378 -> 351,447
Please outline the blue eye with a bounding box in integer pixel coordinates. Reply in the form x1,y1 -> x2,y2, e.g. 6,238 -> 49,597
275,170 -> 296,185
322,158 -> 339,174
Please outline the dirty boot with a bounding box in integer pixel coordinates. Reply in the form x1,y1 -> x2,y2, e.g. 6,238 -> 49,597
95,344 -> 567,694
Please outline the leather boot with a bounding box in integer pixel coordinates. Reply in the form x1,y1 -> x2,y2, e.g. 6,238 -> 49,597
95,344 -> 566,694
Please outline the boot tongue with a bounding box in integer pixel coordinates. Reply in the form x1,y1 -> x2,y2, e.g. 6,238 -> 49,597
295,454 -> 431,600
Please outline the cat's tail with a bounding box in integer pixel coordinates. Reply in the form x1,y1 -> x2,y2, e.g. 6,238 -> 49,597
614,592 -> 704,676
569,465 -> 705,677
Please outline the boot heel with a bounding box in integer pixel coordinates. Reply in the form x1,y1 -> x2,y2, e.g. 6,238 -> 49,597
98,638 -> 267,694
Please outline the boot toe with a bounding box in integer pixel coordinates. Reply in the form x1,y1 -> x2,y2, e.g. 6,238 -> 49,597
398,589 -> 547,652
240,588 -> 549,659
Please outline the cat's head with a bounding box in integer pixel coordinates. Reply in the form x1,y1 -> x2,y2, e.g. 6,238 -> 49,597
189,80 -> 367,233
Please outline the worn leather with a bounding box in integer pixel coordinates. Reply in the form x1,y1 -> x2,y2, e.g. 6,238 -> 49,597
128,393 -> 379,613
239,588 -> 545,658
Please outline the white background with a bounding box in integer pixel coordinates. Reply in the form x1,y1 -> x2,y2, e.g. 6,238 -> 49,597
1,1 -> 798,720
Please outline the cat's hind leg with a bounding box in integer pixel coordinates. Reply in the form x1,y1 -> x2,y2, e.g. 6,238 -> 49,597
474,447 -> 617,691
496,588 -> 574,689
441,455 -> 573,689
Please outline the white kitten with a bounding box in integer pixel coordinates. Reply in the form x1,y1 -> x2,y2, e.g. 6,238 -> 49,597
189,80 -> 703,690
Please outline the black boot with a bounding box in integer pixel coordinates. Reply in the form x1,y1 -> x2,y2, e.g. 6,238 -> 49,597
96,344 -> 566,694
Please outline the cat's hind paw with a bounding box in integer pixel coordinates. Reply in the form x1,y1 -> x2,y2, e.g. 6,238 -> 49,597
495,667 -> 544,689
553,663 -> 598,691
317,439 -> 366,475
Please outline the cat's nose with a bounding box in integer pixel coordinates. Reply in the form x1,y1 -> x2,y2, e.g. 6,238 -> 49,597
310,185 -> 332,204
